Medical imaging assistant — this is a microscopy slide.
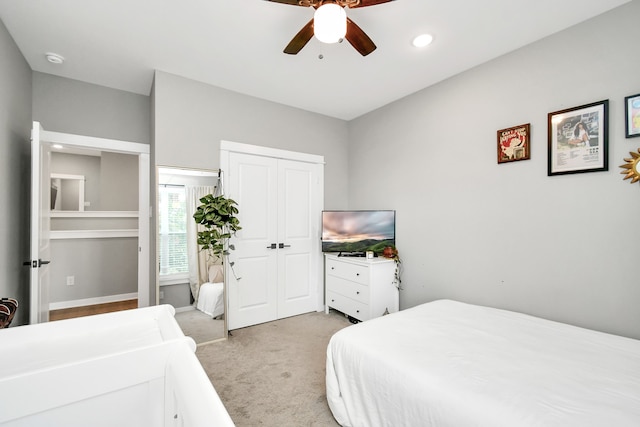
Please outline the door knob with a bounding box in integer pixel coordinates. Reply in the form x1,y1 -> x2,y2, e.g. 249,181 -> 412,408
23,259 -> 51,268
266,243 -> 277,249
278,243 -> 291,249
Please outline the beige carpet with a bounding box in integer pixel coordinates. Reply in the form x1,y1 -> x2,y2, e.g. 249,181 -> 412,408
175,309 -> 225,344
196,310 -> 351,426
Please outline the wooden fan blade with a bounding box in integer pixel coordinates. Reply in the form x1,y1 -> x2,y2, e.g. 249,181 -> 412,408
284,19 -> 315,55
349,0 -> 394,8
265,0 -> 306,6
345,17 -> 376,56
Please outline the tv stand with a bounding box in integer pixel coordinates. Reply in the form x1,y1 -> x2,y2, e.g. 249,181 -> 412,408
324,254 -> 398,322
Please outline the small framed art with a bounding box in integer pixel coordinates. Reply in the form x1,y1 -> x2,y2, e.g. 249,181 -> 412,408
624,93 -> 640,138
547,100 -> 608,176
497,123 -> 530,164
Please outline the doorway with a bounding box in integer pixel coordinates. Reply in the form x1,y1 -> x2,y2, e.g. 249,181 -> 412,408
29,122 -> 150,324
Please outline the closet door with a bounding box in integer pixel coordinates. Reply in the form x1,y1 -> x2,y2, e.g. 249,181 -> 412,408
277,159 -> 318,318
227,153 -> 279,330
226,151 -> 320,330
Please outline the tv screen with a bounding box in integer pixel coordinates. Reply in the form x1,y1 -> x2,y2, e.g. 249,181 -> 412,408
321,210 -> 395,253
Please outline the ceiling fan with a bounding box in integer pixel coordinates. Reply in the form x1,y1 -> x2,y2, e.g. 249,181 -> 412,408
266,0 -> 394,56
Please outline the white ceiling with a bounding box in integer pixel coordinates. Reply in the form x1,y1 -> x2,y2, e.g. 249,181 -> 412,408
0,0 -> 630,120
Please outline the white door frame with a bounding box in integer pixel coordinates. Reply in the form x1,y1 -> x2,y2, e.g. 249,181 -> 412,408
220,140 -> 325,313
31,122 -> 151,323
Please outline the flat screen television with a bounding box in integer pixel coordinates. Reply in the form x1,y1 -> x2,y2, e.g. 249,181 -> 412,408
321,210 -> 395,254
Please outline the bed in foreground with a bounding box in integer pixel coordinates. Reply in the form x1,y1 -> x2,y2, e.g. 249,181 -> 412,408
326,299 -> 640,427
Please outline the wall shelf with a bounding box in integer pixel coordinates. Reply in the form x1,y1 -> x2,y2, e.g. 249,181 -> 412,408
50,211 -> 139,218
50,229 -> 138,240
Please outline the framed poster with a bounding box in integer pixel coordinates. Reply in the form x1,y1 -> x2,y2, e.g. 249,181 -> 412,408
497,123 -> 530,164
547,100 -> 608,176
624,93 -> 640,138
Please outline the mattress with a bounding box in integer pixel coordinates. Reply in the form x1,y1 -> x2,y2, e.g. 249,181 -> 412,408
326,299 -> 640,427
196,281 -> 224,318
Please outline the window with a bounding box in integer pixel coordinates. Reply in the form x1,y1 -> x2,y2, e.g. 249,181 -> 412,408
158,185 -> 188,279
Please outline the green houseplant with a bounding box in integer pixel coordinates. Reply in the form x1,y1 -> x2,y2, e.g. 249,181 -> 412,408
193,194 -> 242,279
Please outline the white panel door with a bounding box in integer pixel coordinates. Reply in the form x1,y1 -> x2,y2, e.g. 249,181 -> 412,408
227,153 -> 279,330
226,149 -> 321,330
29,123 -> 51,323
277,159 -> 318,318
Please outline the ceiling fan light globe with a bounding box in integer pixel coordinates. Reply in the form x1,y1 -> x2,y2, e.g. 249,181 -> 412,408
314,4 -> 346,44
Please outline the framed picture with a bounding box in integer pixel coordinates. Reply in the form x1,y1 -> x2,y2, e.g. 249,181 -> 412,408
624,93 -> 640,138
547,100 -> 608,176
497,123 -> 530,164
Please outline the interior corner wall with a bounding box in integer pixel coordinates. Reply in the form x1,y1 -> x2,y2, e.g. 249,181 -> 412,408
347,1 -> 640,339
0,18 -> 32,326
152,71 -> 349,210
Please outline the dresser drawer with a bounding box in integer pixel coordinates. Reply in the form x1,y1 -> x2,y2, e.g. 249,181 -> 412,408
326,258 -> 369,285
326,291 -> 370,321
326,276 -> 369,303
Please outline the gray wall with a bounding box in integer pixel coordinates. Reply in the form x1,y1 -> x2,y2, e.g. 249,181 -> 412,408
33,72 -> 151,143
49,238 -> 138,303
153,71 -> 350,210
100,152 -> 139,210
347,1 -> 640,339
0,19 -> 31,326
49,151 -> 140,304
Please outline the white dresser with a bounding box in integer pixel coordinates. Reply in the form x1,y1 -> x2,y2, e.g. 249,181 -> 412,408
324,254 -> 399,322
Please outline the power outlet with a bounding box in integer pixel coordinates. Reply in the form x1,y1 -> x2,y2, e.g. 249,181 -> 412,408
159,291 -> 165,300
66,276 -> 75,286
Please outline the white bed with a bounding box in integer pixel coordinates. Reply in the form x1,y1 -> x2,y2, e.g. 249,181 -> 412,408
195,264 -> 225,318
196,281 -> 224,318
326,299 -> 640,427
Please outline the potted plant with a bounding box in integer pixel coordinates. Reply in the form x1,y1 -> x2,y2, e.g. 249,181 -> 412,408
193,194 -> 242,279
382,246 -> 402,290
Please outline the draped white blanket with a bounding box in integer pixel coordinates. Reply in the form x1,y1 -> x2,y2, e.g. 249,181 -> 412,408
326,299 -> 640,427
196,281 -> 224,318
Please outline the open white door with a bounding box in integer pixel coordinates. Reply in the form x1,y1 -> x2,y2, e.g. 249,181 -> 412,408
29,123 -> 51,324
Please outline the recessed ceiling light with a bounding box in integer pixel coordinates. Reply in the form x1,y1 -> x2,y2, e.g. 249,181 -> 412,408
412,34 -> 433,48
45,52 -> 65,64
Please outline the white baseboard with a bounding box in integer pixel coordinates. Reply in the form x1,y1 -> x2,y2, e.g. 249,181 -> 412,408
49,293 -> 138,310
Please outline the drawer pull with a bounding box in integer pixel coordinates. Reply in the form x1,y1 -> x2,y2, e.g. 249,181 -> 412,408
356,291 -> 360,295
331,267 -> 335,270
356,273 -> 360,276
331,299 -> 335,302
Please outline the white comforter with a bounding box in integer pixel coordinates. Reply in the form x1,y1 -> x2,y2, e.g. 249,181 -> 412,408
326,299 -> 640,427
196,281 -> 224,318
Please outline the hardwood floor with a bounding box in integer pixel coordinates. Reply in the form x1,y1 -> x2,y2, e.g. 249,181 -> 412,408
49,299 -> 138,321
